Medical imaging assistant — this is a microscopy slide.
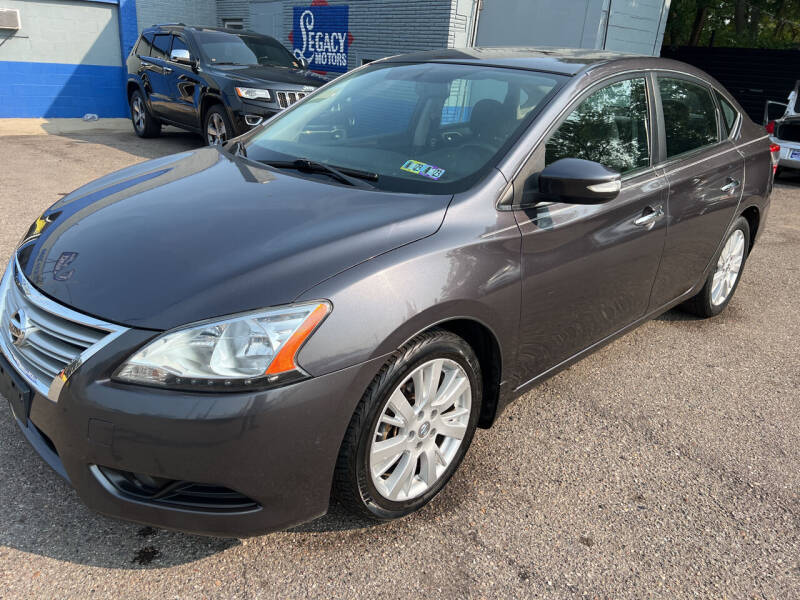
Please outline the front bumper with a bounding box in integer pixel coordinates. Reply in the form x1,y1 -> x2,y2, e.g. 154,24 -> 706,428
4,329 -> 385,537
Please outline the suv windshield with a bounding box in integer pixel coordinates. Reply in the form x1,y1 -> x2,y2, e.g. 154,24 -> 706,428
195,30 -> 299,68
245,62 -> 564,193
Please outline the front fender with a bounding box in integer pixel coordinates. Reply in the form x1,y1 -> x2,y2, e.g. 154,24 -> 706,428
295,170 -> 523,387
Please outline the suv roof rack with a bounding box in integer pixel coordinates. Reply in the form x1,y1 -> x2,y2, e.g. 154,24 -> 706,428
153,22 -> 186,27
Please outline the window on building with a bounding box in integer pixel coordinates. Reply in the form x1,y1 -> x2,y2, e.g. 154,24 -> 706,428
223,19 -> 244,30
659,77 -> 719,158
546,78 -> 651,174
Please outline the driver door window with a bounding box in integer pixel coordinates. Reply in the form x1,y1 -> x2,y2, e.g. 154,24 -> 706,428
545,78 -> 650,174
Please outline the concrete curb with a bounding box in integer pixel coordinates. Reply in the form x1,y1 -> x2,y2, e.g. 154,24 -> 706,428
0,118 -> 132,136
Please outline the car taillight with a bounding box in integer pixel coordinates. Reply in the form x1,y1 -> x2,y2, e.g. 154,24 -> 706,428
766,120 -> 776,134
770,143 -> 780,174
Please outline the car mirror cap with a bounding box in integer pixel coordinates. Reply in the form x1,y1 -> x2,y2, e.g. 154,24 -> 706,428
537,158 -> 622,205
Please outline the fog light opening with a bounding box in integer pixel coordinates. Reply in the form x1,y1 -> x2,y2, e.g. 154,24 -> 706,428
244,115 -> 264,127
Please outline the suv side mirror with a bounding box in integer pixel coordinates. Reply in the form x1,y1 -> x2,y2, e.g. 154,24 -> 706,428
537,158 -> 621,204
170,48 -> 194,67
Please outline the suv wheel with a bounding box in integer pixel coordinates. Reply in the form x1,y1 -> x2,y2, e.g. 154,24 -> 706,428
205,105 -> 233,146
130,90 -> 161,138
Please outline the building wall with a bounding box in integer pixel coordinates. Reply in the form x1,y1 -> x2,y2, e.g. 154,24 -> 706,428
135,0 -> 217,32
474,0 -> 669,57
280,0 -> 452,71
0,0 -> 132,118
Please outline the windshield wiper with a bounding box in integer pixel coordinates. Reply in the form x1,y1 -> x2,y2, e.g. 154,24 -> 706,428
261,159 -> 378,189
211,61 -> 249,66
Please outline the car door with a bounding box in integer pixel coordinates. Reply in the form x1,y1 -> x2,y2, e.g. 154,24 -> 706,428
161,34 -> 202,129
512,75 -> 668,384
647,75 -> 745,309
142,33 -> 174,119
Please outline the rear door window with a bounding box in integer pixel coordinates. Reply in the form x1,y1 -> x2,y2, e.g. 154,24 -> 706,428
658,77 -> 719,158
137,33 -> 155,57
545,77 -> 651,174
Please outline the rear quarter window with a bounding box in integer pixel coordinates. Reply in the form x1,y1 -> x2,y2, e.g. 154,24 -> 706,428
716,91 -> 738,135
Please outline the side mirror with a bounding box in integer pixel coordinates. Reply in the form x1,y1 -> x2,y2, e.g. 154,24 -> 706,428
170,48 -> 194,66
537,158 -> 621,204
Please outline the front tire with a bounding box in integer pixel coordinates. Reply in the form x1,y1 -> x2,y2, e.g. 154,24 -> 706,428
204,105 -> 234,146
333,330 -> 482,521
130,90 -> 161,138
680,216 -> 750,318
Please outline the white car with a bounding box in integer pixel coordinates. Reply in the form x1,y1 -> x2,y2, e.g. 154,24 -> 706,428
765,80 -> 800,176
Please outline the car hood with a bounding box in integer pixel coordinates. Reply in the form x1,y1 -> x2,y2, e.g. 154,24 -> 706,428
215,64 -> 330,87
17,148 -> 450,330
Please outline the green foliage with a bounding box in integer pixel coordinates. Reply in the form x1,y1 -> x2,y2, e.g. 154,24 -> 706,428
663,0 -> 800,48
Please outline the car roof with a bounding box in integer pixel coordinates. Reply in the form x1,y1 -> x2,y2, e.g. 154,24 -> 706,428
144,24 -> 272,38
379,47 -> 651,76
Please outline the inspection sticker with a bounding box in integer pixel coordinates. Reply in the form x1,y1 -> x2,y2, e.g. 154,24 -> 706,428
401,160 -> 446,180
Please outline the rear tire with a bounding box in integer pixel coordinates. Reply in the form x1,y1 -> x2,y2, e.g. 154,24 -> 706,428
680,216 -> 750,318
333,329 -> 482,521
130,90 -> 161,138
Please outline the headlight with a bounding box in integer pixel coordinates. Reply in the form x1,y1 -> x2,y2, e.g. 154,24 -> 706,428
113,301 -> 330,391
235,87 -> 272,101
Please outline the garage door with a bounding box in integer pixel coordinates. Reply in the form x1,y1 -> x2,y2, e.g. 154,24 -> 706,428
249,1 -> 284,40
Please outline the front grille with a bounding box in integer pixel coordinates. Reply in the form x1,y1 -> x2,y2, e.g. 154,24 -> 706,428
94,466 -> 260,513
0,256 -> 124,399
276,90 -> 307,109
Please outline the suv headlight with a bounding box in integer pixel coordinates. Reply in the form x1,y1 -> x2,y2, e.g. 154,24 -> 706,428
235,87 -> 272,101
113,301 -> 330,391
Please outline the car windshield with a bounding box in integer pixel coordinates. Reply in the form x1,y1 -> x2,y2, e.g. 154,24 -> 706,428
195,30 -> 299,68
245,62 -> 564,193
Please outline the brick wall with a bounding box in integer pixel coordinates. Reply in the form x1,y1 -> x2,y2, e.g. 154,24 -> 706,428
217,0 -> 252,28
281,0 -> 452,71
136,0 -> 218,32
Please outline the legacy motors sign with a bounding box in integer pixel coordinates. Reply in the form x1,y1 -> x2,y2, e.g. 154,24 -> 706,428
292,4 -> 349,73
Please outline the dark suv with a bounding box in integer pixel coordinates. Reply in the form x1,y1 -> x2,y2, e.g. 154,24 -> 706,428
126,24 -> 329,145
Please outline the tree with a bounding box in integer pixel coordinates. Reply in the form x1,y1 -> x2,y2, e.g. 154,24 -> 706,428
663,0 -> 800,49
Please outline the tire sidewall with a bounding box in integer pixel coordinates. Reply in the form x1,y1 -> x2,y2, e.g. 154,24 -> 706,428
354,334 -> 482,520
701,217 -> 751,316
204,106 -> 232,146
130,91 -> 146,135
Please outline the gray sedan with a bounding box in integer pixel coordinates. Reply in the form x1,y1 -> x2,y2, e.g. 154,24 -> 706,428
0,49 -> 773,536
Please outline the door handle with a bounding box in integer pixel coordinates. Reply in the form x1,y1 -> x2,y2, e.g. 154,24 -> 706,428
163,66 -> 173,74
720,177 -> 741,194
634,205 -> 664,229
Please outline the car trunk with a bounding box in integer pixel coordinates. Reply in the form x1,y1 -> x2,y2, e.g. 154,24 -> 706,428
777,118 -> 800,143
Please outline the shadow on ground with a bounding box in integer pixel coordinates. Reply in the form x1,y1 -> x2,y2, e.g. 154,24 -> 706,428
50,127 -> 202,160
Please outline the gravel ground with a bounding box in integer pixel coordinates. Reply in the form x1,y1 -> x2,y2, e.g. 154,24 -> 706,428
0,132 -> 798,599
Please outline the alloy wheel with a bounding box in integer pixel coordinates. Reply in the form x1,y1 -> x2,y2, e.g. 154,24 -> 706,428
207,113 -> 227,146
369,358 -> 472,502
711,229 -> 745,306
132,96 -> 145,132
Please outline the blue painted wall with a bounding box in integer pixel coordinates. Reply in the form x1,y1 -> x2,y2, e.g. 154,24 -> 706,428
0,0 -> 138,118
0,62 -> 128,118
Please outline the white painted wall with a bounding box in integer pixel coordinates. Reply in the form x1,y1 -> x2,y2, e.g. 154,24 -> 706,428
0,0 -> 121,66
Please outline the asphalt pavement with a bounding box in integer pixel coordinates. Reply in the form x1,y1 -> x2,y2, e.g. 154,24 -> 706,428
0,131 -> 798,599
